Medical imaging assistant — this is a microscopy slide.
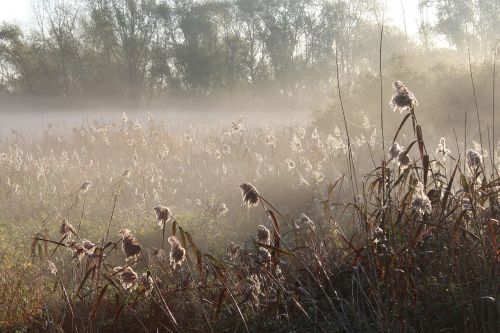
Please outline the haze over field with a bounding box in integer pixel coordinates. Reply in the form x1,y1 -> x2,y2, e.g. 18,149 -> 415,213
0,1 -> 498,332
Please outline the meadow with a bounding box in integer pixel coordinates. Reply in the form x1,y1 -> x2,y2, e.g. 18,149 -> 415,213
0,80 -> 498,332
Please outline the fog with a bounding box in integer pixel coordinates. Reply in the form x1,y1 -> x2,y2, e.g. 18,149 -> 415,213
0,104 -> 310,135
0,0 -> 498,332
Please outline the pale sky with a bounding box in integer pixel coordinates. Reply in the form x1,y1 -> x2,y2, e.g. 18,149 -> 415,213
0,0 -> 32,25
0,0 -> 426,36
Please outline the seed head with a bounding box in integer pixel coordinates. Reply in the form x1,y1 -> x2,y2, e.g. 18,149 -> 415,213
296,214 -> 316,233
222,145 -> 231,154
121,112 -> 129,123
285,159 -> 296,171
226,242 -> 240,260
257,247 -> 271,263
114,266 -> 138,290
466,149 -> 482,168
411,182 -> 432,219
265,135 -> 277,148
151,247 -> 166,259
291,134 -> 303,153
79,181 -> 92,193
435,138 -> 451,159
373,226 -> 384,238
245,274 -> 262,306
48,261 -> 57,275
389,80 -> 418,113
82,239 -> 96,254
389,142 -> 404,161
153,205 -> 171,227
168,236 -> 186,269
256,225 -> 271,245
397,152 -> 410,168
217,203 -> 229,217
120,229 -> 142,260
240,183 -> 259,207
67,241 -> 85,260
60,219 -> 76,239
140,272 -> 154,296
122,168 -> 131,178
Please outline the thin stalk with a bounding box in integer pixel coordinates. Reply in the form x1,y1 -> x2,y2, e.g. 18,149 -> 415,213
487,125 -> 493,175
464,111 -> 468,171
379,21 -> 387,231
379,23 -> 385,155
466,35 -> 484,171
400,0 -> 408,52
77,192 -> 87,235
104,190 -> 119,247
493,43 -> 497,175
334,40 -> 358,203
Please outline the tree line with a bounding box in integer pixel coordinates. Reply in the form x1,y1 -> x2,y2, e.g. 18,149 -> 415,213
0,0 -> 497,106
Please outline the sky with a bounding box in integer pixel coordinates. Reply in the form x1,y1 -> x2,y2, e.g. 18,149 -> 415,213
0,0 -> 32,25
0,0 -> 426,36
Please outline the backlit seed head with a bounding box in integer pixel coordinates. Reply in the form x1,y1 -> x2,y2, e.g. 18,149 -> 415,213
60,219 -> 75,239
240,183 -> 259,207
389,80 -> 418,113
257,225 -> 271,245
114,266 -> 138,290
168,236 -> 186,269
120,229 -> 142,259
153,205 -> 171,226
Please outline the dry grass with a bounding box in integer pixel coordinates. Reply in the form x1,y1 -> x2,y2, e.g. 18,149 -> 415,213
0,84 -> 498,332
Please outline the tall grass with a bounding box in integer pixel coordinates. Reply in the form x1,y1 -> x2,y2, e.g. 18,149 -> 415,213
0,81 -> 498,332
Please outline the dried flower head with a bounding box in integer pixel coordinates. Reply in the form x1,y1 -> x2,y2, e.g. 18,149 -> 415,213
256,225 -> 271,245
411,182 -> 432,219
285,159 -> 296,171
82,239 -> 96,254
60,219 -> 76,239
291,134 -> 303,153
168,236 -> 186,269
411,195 -> 432,218
265,135 -> 277,148
231,120 -> 243,132
244,274 -> 262,306
151,247 -> 166,259
296,214 -> 316,233
120,229 -> 142,259
121,112 -> 129,123
389,142 -> 404,161
397,151 -> 410,169
153,205 -> 171,227
79,181 -> 92,193
466,149 -> 482,168
48,261 -> 57,275
67,241 -> 85,260
217,203 -> 229,217
373,226 -> 384,238
389,80 -> 418,113
435,138 -> 451,159
140,272 -> 154,296
311,127 -> 320,140
257,247 -> 271,263
226,242 -> 240,260
240,183 -> 259,207
313,171 -> 325,183
114,266 -> 138,290
122,168 -> 131,178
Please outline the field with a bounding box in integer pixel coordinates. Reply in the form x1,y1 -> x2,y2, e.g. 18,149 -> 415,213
0,81 -> 498,332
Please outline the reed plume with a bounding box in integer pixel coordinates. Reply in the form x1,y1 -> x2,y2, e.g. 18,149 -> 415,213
240,183 -> 259,207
